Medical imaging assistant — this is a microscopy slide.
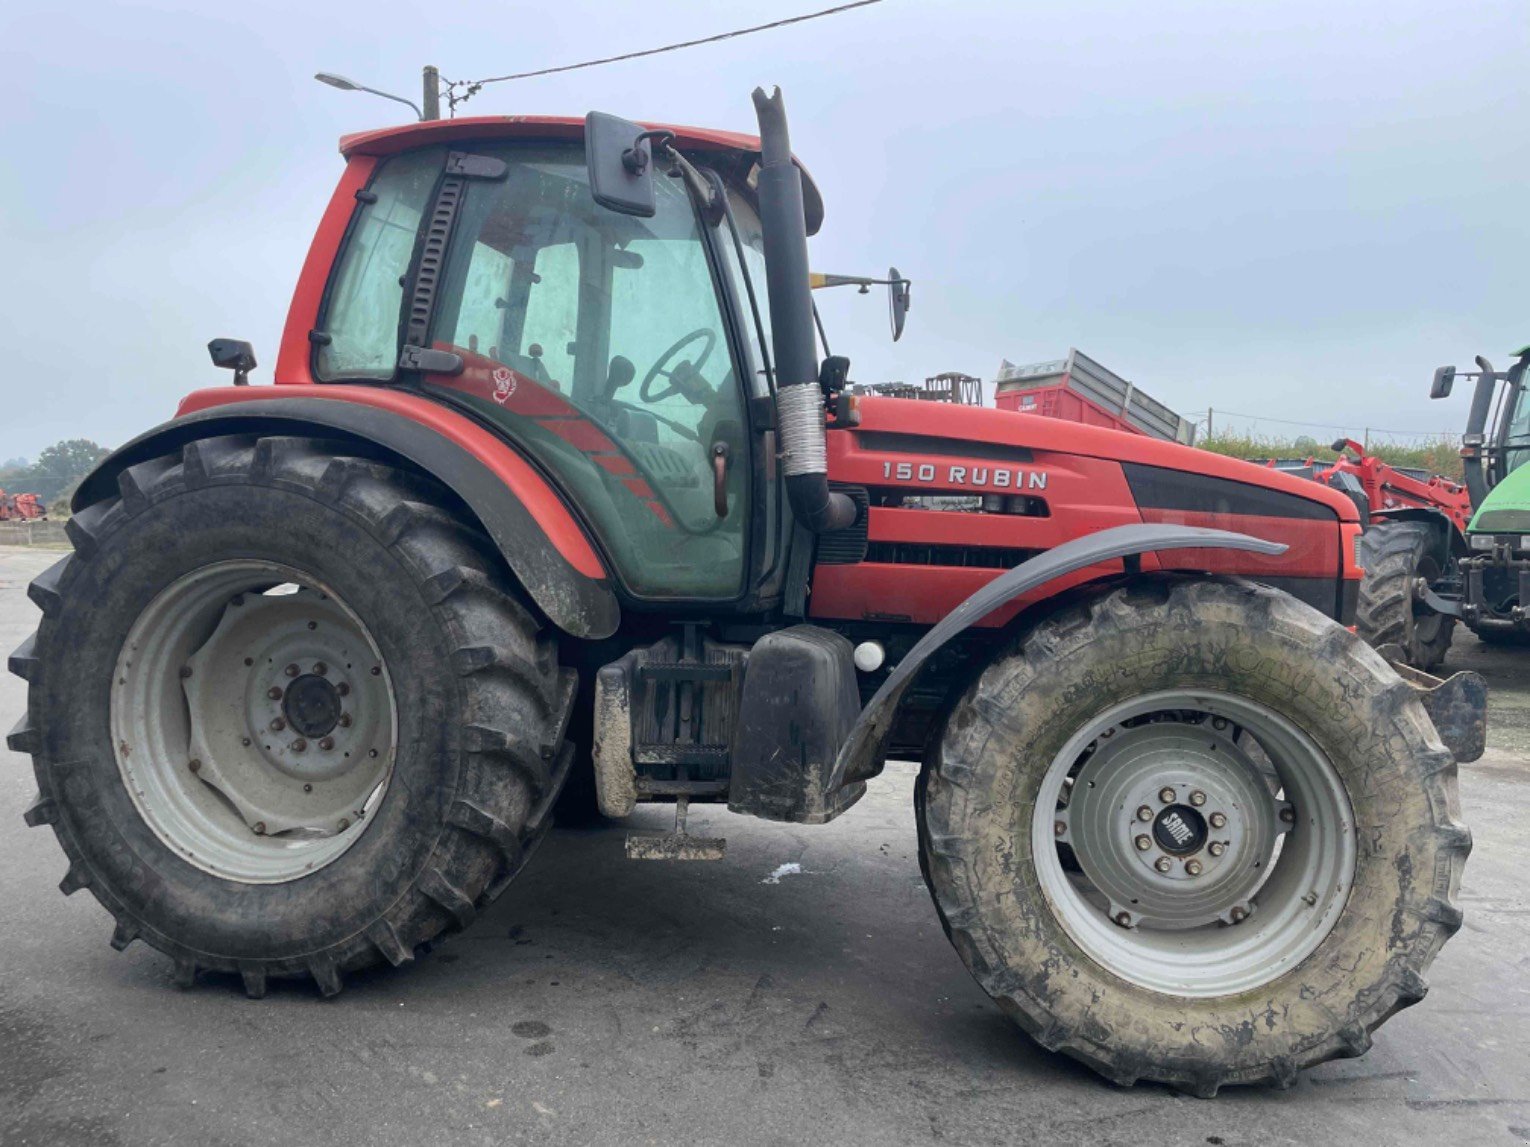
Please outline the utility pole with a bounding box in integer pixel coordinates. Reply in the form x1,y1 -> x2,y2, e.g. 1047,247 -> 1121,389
422,65 -> 441,120
1207,407 -> 1214,438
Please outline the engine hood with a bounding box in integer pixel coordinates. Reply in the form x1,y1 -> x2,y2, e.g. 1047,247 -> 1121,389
849,397 -> 1360,522
1469,462 -> 1530,534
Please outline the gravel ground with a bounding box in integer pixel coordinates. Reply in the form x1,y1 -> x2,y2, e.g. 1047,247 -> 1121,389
2,547 -> 1527,1146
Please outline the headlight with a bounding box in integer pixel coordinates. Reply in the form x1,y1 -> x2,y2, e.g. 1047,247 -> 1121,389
1470,534 -> 1494,551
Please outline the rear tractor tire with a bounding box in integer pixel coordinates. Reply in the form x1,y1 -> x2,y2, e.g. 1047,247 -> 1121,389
917,576 -> 1468,1095
8,436 -> 576,996
1355,520 -> 1455,671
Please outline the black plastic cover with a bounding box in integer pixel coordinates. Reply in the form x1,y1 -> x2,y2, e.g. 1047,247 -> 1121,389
728,625 -> 865,824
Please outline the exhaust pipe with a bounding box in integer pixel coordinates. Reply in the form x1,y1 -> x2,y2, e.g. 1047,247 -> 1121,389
751,86 -> 857,534
1463,355 -> 1497,509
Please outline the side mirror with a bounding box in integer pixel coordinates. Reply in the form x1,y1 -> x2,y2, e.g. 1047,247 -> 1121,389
585,112 -> 656,218
1430,365 -> 1456,399
888,266 -> 911,342
208,338 -> 256,386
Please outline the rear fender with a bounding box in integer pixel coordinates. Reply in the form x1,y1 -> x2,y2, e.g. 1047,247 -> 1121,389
833,523 -> 1287,785
73,389 -> 620,639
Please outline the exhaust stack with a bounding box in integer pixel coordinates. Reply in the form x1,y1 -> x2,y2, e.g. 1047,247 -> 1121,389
751,86 -> 856,534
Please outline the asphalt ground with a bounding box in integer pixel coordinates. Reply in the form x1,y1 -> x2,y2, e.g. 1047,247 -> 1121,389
2,546 -> 1527,1146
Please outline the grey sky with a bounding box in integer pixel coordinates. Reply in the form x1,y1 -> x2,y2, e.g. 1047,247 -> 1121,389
1,0 -> 1525,462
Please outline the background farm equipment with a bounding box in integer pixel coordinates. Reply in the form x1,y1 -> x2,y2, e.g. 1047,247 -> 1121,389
0,490 -> 47,521
994,349 -> 1198,444
1266,440 -> 1470,670
1427,347 -> 1530,643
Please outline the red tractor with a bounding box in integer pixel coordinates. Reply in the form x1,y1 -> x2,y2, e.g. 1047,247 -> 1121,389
0,490 -> 48,521
1268,440 -> 1471,669
9,90 -> 1481,1095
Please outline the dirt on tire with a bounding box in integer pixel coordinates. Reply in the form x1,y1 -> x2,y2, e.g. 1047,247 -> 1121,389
9,435 -> 576,997
917,575 -> 1469,1095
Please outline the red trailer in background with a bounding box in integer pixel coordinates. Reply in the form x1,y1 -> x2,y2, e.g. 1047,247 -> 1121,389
0,491 -> 47,521
993,349 -> 1198,444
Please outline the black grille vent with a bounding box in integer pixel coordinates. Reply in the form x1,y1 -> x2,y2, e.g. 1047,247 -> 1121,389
816,484 -> 870,565
864,543 -> 1040,570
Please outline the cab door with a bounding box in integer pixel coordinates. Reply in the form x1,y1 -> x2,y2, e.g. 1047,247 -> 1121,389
412,143 -> 752,601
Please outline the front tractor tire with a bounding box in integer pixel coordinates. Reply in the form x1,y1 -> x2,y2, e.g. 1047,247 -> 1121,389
917,576 -> 1468,1095
9,436 -> 575,997
1355,520 -> 1456,670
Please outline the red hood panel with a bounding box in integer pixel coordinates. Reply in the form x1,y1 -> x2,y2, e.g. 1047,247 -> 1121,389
849,397 -> 1359,522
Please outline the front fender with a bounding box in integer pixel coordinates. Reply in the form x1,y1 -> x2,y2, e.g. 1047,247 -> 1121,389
832,523 -> 1288,784
74,388 -> 621,639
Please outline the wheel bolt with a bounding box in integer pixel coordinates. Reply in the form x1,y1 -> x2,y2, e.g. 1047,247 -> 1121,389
303,783 -> 313,793
1211,717 -> 1228,731
1113,911 -> 1132,928
370,666 -> 381,677
291,738 -> 307,753
1280,806 -> 1296,824
1229,906 -> 1249,924
269,717 -> 285,732
313,662 -> 327,676
338,713 -> 352,728
1134,834 -> 1151,851
284,663 -> 300,677
318,736 -> 334,751
1054,820 -> 1067,837
1189,790 -> 1207,807
1154,856 -> 1172,873
337,818 -> 350,832
188,759 -> 201,773
1209,842 -> 1226,857
253,822 -> 267,835
244,657 -> 254,667
1185,859 -> 1203,876
337,683 -> 351,697
1158,787 -> 1176,804
241,737 -> 251,747
1136,805 -> 1153,822
1209,812 -> 1227,829
267,686 -> 283,700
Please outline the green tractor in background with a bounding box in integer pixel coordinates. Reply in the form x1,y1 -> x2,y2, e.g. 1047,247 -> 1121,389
1430,345 -> 1530,642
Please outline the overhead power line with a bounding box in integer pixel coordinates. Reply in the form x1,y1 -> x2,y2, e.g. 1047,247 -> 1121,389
444,0 -> 885,113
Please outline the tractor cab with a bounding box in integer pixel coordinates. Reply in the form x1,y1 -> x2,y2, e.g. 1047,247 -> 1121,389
313,130 -> 779,601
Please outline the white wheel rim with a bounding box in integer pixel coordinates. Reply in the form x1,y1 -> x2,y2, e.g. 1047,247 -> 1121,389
111,561 -> 397,884
1032,690 -> 1357,997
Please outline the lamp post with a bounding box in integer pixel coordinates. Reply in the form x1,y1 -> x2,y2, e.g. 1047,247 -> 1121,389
314,72 -> 426,121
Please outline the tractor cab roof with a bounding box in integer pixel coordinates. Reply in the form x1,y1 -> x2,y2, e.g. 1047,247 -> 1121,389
339,115 -> 825,235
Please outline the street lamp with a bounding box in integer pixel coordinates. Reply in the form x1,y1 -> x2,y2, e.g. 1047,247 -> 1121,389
314,72 -> 424,121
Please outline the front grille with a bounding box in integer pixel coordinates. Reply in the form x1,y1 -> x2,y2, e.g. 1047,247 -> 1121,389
864,543 -> 1040,569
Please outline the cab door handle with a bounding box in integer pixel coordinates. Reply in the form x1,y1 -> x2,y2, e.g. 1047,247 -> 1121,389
711,441 -> 730,518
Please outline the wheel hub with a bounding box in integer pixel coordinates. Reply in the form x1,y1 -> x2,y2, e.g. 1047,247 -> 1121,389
1055,719 -> 1292,931
1152,804 -> 1207,855
283,674 -> 342,738
1036,691 -> 1356,997
111,561 -> 397,884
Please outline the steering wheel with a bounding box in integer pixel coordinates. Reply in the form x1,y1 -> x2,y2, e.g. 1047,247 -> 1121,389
640,328 -> 716,403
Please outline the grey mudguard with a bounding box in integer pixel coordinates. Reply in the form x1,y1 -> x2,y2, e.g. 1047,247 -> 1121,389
832,523 -> 1289,785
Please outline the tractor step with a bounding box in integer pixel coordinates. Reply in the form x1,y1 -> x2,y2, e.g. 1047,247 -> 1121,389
625,797 -> 725,861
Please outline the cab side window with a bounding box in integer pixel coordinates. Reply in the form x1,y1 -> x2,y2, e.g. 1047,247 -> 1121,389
315,149 -> 443,379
